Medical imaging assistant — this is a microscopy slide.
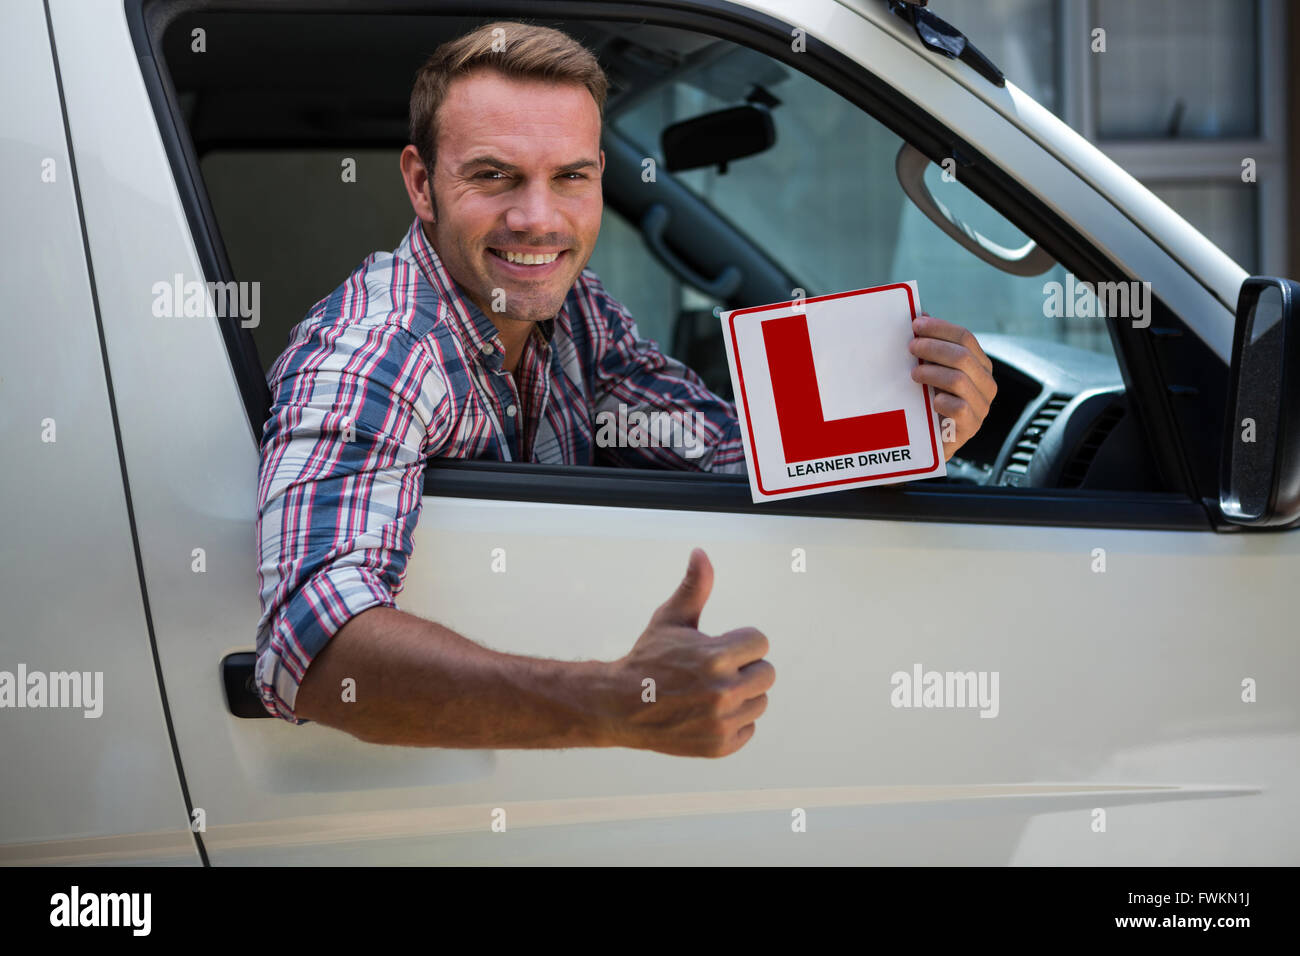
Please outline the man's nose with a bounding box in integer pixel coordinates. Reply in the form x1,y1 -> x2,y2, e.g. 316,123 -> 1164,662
502,180 -> 563,236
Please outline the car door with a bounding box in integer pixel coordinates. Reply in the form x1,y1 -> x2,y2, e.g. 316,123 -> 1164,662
61,0 -> 1300,865
0,0 -> 198,865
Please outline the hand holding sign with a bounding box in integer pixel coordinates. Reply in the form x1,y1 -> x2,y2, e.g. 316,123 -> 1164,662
908,312 -> 997,462
722,281 -> 994,502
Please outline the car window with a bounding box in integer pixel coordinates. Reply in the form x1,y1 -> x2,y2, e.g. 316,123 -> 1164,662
177,11 -> 1169,497
584,206 -> 682,351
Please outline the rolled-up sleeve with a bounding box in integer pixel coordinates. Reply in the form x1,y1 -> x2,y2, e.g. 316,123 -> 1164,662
585,278 -> 747,474
253,316 -> 446,724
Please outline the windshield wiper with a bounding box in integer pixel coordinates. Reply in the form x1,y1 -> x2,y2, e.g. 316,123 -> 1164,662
887,0 -> 1006,88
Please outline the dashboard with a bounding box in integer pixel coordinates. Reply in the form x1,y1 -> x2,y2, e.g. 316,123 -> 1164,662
675,315 -> 1168,494
945,334 -> 1165,491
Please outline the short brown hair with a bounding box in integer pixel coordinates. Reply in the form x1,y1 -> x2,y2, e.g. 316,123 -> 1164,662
409,21 -> 609,175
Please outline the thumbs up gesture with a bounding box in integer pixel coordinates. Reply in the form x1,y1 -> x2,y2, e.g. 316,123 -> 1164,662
609,549 -> 775,757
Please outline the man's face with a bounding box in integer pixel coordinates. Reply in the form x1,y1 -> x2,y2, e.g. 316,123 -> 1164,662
425,69 -> 604,325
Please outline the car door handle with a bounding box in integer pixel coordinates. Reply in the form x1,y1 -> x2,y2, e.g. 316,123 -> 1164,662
895,143 -> 1056,277
221,652 -> 272,718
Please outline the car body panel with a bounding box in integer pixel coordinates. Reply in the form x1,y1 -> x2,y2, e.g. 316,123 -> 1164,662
0,0 -> 197,866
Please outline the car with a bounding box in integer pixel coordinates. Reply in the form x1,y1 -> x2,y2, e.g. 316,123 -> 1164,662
2,0 -> 1298,866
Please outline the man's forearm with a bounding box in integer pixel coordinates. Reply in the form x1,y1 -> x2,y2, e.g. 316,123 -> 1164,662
294,605 -> 624,748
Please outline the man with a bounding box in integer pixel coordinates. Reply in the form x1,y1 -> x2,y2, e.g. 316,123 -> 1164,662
254,21 -> 997,756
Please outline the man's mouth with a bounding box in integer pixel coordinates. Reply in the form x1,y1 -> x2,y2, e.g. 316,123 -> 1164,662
487,247 -> 565,267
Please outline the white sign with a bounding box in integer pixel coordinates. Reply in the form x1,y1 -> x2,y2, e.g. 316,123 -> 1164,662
721,281 -> 946,502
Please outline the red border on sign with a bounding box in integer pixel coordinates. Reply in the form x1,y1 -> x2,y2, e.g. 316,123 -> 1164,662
728,282 -> 941,497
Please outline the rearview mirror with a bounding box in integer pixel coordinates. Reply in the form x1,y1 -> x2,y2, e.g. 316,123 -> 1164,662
1220,276 -> 1300,527
661,104 -> 775,174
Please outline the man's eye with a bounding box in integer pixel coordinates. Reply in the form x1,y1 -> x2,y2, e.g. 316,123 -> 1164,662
477,170 -> 508,180
561,172 -> 587,181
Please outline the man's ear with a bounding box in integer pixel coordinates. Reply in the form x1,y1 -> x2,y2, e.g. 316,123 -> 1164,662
599,148 -> 605,176
399,144 -> 437,224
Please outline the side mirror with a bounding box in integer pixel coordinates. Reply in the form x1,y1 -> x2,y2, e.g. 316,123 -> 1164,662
661,104 -> 775,174
1220,277 -> 1300,527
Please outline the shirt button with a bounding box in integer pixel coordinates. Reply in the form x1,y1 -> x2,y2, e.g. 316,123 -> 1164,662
505,404 -> 518,418
481,343 -> 495,355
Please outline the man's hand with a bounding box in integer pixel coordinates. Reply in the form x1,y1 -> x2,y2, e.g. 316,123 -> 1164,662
907,314 -> 997,461
607,548 -> 775,758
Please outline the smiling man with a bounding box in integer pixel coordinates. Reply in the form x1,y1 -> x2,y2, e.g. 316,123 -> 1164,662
253,21 -> 996,752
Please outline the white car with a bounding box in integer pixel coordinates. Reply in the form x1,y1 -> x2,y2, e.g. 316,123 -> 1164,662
2,0 -> 1297,866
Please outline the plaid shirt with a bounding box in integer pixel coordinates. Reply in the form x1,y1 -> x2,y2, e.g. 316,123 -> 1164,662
254,218 -> 745,723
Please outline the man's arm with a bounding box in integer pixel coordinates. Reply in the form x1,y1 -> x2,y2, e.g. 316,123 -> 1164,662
582,275 -> 747,473
295,554 -> 769,754
294,606 -> 615,747
294,549 -> 773,756
254,313 -> 440,725
257,298 -> 772,754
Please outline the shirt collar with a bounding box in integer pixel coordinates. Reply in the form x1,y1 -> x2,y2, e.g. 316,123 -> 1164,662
402,218 -> 565,364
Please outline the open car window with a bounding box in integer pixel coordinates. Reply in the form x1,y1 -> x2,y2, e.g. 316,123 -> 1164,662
166,7 -> 1201,506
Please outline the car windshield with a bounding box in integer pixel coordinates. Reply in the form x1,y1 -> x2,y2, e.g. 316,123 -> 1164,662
608,45 -> 1110,357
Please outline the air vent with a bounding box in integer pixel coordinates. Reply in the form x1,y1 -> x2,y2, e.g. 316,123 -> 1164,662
1059,403 -> 1126,488
1000,394 -> 1070,486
